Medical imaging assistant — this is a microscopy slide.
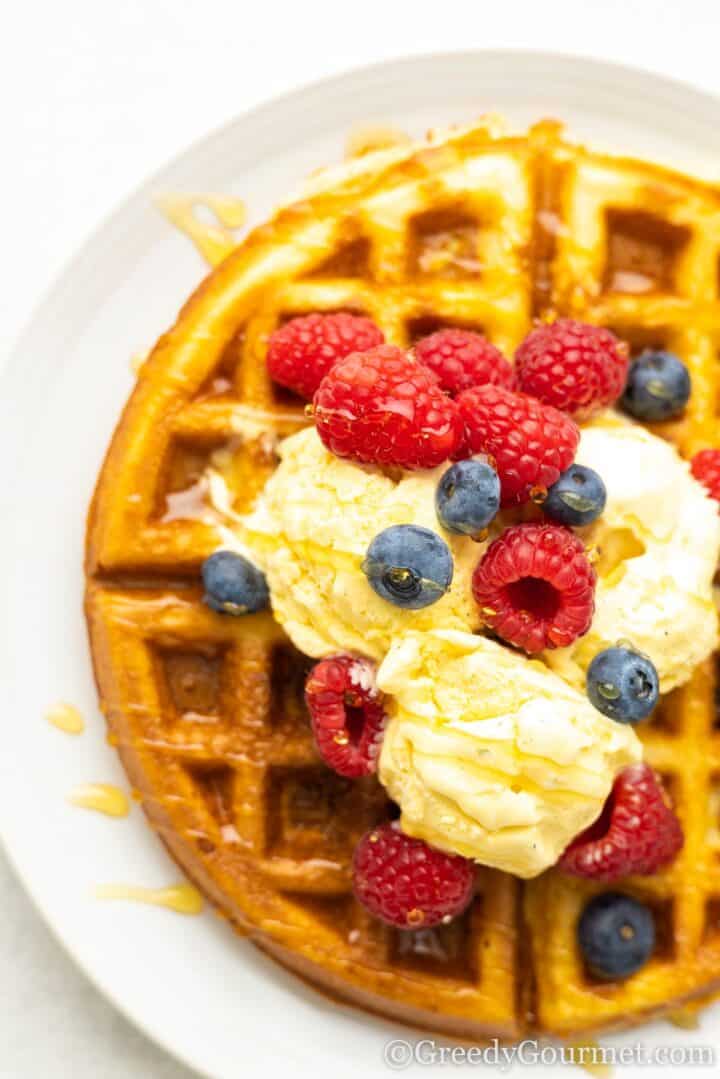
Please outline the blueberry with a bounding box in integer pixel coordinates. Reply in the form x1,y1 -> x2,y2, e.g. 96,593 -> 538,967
201,550 -> 269,614
435,459 -> 500,537
544,464 -> 607,527
586,645 -> 659,723
362,524 -> 453,609
578,892 -> 655,980
621,350 -> 691,421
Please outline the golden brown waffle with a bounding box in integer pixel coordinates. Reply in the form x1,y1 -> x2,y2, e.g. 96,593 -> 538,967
86,119 -> 720,1040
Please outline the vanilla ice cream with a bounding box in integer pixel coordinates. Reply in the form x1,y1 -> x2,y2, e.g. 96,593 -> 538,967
377,629 -> 642,877
545,413 -> 720,692
210,426 -> 484,660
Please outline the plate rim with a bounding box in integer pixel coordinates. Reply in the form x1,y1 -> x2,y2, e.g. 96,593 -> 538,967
5,44 -> 720,380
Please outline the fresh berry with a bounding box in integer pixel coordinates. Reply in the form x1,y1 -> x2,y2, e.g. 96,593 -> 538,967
313,346 -> 463,469
352,822 -> 474,929
266,312 -> 384,400
587,646 -> 659,723
435,459 -> 500,537
471,522 -> 596,653
414,329 -> 515,396
578,892 -> 655,979
305,655 -> 386,778
455,385 -> 579,506
515,319 -> 628,417
691,448 -> 720,504
362,524 -> 453,610
201,550 -> 269,614
543,464 -> 607,527
559,763 -> 683,881
620,350 -> 691,421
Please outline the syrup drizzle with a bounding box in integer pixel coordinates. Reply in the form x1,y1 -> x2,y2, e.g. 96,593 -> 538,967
154,193 -> 247,266
45,702 -> 85,734
95,883 -> 204,915
69,783 -> 130,818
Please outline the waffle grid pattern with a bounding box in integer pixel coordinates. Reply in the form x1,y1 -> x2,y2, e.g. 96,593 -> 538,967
87,122 -> 720,1038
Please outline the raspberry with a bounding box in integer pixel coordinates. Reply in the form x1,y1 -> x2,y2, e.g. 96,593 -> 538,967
267,312 -> 384,400
352,822 -> 475,928
472,522 -> 596,653
414,329 -> 515,396
515,319 -> 628,417
559,763 -> 683,881
313,345 -> 463,469
691,448 -> 720,504
305,655 -> 386,778
455,385 -> 579,506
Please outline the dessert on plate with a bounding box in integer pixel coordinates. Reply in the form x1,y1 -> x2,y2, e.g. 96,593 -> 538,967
86,119 -> 720,1040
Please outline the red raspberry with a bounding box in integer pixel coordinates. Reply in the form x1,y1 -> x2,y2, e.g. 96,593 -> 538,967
267,312 -> 384,400
313,345 -> 463,469
472,522 -> 596,653
414,329 -> 515,396
691,448 -> 720,504
455,385 -> 579,506
559,763 -> 683,881
352,822 -> 475,928
305,655 -> 386,778
515,319 -> 628,417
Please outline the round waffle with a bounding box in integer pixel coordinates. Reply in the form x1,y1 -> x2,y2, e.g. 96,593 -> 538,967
86,120 -> 720,1039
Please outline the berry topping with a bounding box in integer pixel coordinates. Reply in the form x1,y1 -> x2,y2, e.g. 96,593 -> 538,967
435,459 -> 500,537
455,385 -> 579,506
201,550 -> 269,615
313,345 -> 463,469
471,522 -> 596,653
362,524 -> 453,610
414,328 -> 515,396
620,349 -> 691,421
578,892 -> 655,980
352,822 -> 475,929
691,448 -> 720,504
559,763 -> 683,881
305,655 -> 386,778
543,464 -> 607,527
266,312 -> 384,400
586,646 -> 659,723
515,319 -> 628,417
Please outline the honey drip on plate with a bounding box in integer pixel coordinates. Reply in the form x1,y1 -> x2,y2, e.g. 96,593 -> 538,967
130,348 -> 150,376
565,1040 -> 612,1077
95,883 -> 204,915
69,783 -> 130,818
345,123 -> 411,158
45,702 -> 85,734
155,193 -> 247,266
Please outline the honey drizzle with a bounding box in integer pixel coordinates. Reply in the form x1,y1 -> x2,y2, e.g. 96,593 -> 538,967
45,702 -> 85,734
69,783 -> 130,818
95,883 -> 204,915
155,193 -> 247,266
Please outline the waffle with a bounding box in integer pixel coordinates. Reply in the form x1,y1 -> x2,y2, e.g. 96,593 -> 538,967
86,119 -> 720,1040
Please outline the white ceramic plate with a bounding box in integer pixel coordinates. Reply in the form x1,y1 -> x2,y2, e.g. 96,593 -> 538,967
2,51 -> 720,1079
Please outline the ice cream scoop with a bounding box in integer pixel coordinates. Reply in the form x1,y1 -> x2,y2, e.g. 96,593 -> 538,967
545,413 -> 720,692
209,426 -> 484,660
377,629 -> 642,878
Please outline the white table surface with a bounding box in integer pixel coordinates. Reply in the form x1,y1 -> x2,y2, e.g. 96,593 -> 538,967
3,1 -> 720,1075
